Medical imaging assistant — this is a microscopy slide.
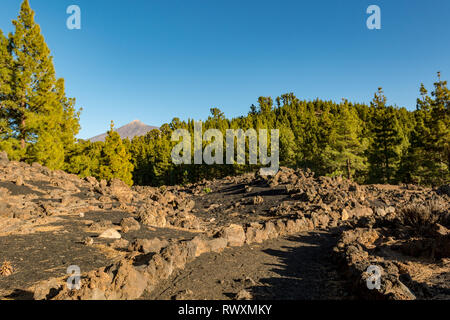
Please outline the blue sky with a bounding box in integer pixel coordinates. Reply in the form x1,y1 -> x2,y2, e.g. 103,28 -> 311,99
1,0 -> 449,139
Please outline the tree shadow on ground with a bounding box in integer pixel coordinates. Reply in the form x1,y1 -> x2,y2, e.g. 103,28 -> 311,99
248,231 -> 350,300
4,289 -> 35,300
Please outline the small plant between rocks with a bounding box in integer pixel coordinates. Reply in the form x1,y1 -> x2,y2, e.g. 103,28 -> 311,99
203,187 -> 212,194
0,260 -> 14,277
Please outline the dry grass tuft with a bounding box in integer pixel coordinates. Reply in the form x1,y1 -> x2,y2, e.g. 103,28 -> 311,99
398,201 -> 450,232
0,261 -> 14,277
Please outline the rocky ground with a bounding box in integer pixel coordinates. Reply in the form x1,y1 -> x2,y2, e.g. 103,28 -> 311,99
0,151 -> 449,300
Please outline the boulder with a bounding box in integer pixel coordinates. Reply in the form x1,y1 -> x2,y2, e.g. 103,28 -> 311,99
375,207 -> 387,217
178,199 -> 195,212
173,289 -> 194,300
207,237 -> 228,253
88,220 -> 114,232
106,261 -> 148,300
189,236 -> 211,257
0,202 -> 13,218
295,217 -> 314,231
137,205 -> 167,228
284,219 -> 299,233
109,179 -> 133,203
219,224 -> 246,247
385,206 -> 396,214
84,176 -> 98,186
245,223 -> 267,244
339,228 -> 379,248
235,289 -> 252,300
98,228 -> 121,239
109,238 -> 129,249
341,208 -> 350,221
385,279 -> 416,300
120,217 -> 140,233
160,243 -> 190,270
129,238 -> 168,254
351,206 -> 374,218
274,220 -> 287,236
32,278 -> 63,300
147,253 -> 174,281
311,212 -> 330,228
14,176 -> 24,186
263,221 -> 279,239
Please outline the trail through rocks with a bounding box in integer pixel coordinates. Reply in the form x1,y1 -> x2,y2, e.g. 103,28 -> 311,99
145,231 -> 351,300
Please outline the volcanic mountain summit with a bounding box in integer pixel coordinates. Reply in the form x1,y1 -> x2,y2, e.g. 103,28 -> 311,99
89,120 -> 159,142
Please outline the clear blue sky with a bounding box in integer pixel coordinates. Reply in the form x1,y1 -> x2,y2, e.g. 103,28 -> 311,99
1,0 -> 449,139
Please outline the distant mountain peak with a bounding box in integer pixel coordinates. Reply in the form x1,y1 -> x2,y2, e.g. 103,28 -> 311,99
89,120 -> 159,142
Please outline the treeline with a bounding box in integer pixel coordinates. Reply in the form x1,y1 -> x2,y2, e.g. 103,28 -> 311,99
1,1 -> 449,187
63,81 -> 449,187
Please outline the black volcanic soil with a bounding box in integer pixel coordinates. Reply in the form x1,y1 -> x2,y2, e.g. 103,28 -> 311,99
0,209 -> 199,299
191,181 -> 290,228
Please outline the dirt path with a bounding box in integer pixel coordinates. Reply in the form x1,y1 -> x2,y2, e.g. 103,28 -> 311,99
144,230 -> 352,300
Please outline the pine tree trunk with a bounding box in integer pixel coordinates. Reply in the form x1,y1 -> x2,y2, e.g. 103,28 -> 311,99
20,104 -> 26,149
384,139 -> 389,184
0,103 -> 3,135
447,151 -> 450,174
347,158 -> 352,180
20,121 -> 25,149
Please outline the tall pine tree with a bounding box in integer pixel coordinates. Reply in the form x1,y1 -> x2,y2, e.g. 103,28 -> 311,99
403,73 -> 450,185
3,0 -> 80,168
368,88 -> 403,183
321,102 -> 368,181
0,30 -> 12,141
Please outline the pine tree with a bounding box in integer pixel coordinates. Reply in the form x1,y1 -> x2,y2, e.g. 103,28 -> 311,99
4,0 -> 80,168
153,124 -> 175,185
99,121 -> 134,186
430,72 -> 450,177
57,78 -> 81,149
8,0 -> 54,149
0,30 -> 12,140
403,73 -> 450,185
64,140 -> 103,178
368,88 -> 403,183
298,102 -> 320,170
0,29 -> 24,159
129,133 -> 158,186
321,102 -> 367,181
278,121 -> 297,167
